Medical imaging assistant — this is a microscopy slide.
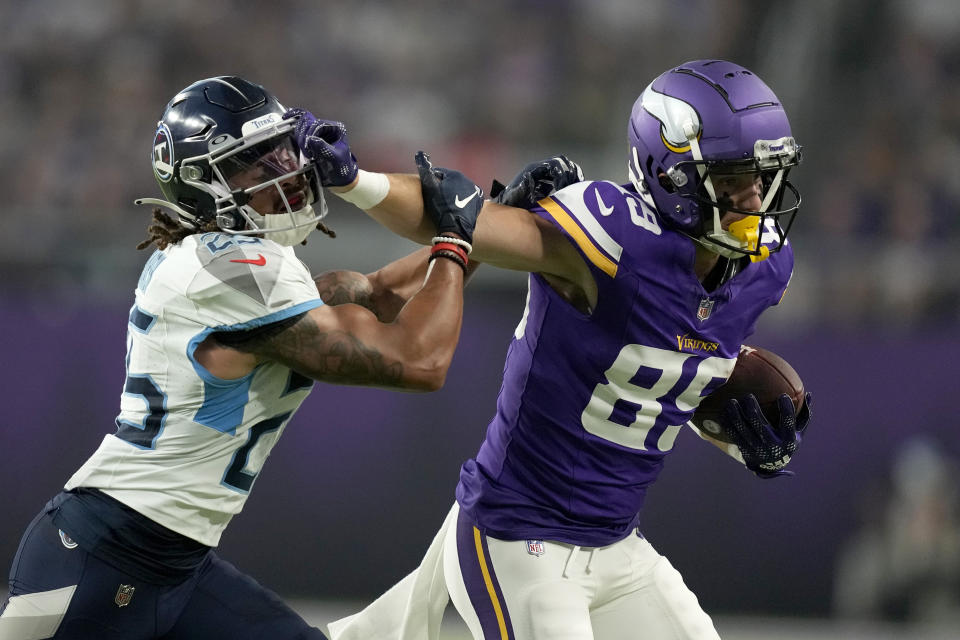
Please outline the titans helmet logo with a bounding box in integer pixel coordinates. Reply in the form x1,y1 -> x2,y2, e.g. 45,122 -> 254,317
152,123 -> 174,183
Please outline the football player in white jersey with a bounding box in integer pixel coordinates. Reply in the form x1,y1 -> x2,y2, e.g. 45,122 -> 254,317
0,76 -> 484,640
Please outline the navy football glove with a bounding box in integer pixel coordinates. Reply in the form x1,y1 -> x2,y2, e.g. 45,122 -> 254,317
284,108 -> 358,187
722,392 -> 812,479
490,155 -> 583,209
415,151 -> 483,243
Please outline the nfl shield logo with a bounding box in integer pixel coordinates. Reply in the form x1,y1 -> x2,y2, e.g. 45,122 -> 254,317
526,539 -> 545,556
114,584 -> 135,607
697,298 -> 714,322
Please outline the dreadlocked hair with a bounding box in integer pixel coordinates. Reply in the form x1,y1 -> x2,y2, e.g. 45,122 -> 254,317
137,208 -> 338,250
294,221 -> 337,244
314,221 -> 336,239
137,208 -> 218,251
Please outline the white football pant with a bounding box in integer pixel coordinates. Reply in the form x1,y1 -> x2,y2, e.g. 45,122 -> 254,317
328,502 -> 721,640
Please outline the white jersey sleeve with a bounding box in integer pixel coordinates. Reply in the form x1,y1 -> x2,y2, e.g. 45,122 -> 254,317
65,233 -> 324,546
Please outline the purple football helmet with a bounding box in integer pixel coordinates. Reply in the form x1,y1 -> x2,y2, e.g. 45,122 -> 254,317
628,60 -> 801,260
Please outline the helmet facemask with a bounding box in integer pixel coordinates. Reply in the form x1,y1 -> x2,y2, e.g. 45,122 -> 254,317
192,117 -> 326,246
140,106 -> 327,247
676,132 -> 801,261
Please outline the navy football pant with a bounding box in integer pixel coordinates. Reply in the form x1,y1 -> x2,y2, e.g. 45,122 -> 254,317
0,508 -> 326,639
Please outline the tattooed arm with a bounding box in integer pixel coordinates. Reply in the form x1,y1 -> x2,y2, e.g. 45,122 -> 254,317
313,247 -> 431,322
313,270 -> 377,311
195,252 -> 466,391
315,246 -> 479,322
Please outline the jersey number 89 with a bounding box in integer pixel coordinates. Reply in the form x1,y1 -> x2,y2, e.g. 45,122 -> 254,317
581,344 -> 735,452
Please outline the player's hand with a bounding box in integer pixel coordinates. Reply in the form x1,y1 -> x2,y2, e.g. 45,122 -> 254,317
415,151 -> 483,243
490,155 -> 583,209
721,392 -> 812,479
284,108 -> 358,187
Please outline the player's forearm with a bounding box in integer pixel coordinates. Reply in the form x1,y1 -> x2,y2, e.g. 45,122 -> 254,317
334,172 -> 559,276
689,423 -> 746,463
314,248 -> 437,322
364,247 -> 431,322
332,172 -> 435,245
368,173 -> 437,243
389,257 -> 465,390
365,247 -> 481,323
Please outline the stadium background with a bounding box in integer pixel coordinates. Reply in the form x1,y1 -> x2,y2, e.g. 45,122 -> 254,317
2,1 -> 959,638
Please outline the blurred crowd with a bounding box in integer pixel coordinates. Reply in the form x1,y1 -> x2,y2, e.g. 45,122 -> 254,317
1,0 -> 959,328
833,436 -> 960,625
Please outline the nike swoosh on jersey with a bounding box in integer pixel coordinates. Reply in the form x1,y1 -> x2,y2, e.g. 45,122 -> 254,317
455,187 -> 481,208
230,254 -> 267,266
595,189 -> 614,217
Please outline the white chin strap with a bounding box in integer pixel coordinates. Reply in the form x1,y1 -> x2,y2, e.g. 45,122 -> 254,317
628,146 -> 645,193
685,122 -> 726,251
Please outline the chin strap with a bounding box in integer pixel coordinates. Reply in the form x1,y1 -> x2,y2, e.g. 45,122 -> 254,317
683,122 -> 722,237
759,169 -> 784,214
628,146 -> 645,193
685,121 -> 744,259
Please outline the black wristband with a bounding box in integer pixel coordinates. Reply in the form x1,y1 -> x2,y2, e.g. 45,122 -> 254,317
428,250 -> 467,272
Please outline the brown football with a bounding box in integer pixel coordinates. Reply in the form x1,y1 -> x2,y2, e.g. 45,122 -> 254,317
691,345 -> 805,444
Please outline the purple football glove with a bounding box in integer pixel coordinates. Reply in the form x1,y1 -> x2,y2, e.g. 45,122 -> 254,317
284,108 -> 358,187
722,392 -> 812,479
415,151 -> 483,243
490,155 -> 584,209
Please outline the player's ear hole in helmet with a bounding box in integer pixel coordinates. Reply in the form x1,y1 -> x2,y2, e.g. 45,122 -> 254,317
135,76 -> 335,249
627,60 -> 802,262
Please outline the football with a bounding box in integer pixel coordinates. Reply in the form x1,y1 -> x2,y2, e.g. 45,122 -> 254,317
691,345 -> 805,444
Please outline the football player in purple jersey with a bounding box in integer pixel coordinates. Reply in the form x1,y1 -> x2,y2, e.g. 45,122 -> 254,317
292,59 -> 813,640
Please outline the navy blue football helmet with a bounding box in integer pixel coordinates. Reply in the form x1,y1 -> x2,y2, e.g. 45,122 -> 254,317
137,76 -> 326,246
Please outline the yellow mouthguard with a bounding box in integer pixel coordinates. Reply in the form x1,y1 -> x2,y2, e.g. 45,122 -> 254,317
727,217 -> 770,263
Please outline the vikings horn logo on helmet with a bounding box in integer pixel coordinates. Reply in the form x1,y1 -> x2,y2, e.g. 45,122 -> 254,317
639,85 -> 701,154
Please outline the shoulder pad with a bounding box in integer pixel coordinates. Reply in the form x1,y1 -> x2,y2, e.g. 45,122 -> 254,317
536,181 -> 666,278
185,233 -> 320,324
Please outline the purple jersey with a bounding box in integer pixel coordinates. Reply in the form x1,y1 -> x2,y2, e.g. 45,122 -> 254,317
456,180 -> 793,547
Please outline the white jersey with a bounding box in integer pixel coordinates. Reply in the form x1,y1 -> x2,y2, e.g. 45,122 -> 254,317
65,232 -> 324,546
